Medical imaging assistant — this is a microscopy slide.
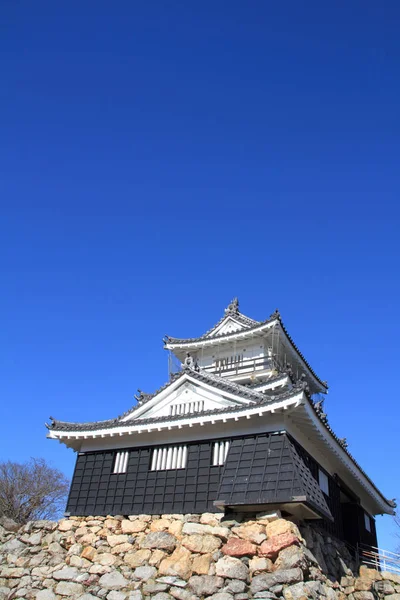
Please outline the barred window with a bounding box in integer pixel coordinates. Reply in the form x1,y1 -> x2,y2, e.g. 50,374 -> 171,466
113,451 -> 129,474
169,401 -> 204,416
318,468 -> 329,496
150,445 -> 188,471
212,441 -> 230,466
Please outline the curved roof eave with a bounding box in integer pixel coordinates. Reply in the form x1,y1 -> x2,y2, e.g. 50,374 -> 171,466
165,314 -> 328,392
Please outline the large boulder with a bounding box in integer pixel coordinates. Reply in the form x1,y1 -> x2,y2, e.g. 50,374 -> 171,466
274,545 -> 307,571
55,582 -> 84,596
159,547 -> 193,580
250,568 -> 304,593
231,523 -> 267,544
124,549 -> 152,568
259,533 -> 300,559
182,534 -> 221,554
265,519 -> 301,540
99,571 -> 129,590
121,519 -> 147,534
53,567 -> 80,581
182,523 -> 230,541
221,538 -> 257,557
215,556 -> 249,581
141,532 -> 178,552
188,575 -> 224,596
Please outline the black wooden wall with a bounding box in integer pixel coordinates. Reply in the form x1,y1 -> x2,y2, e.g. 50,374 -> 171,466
66,432 -> 377,549
67,441 -> 224,516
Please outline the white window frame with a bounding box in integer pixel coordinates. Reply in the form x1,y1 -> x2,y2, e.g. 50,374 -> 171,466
364,512 -> 372,532
113,451 -> 129,474
318,468 -> 329,496
212,441 -> 230,466
150,445 -> 188,471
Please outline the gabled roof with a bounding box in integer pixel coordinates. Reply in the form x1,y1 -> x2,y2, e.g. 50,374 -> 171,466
164,298 -> 261,345
46,367 -> 288,433
46,367 -> 395,515
164,301 -> 328,392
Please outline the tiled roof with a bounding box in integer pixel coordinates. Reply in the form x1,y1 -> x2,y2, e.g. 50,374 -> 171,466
164,314 -> 266,345
47,369 -> 395,510
165,307 -> 327,390
47,367 -> 291,433
309,398 -> 396,510
164,298 -> 259,344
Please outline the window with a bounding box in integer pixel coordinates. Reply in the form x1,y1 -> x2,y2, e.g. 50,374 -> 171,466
318,468 -> 329,496
113,451 -> 129,474
212,441 -> 230,466
150,445 -> 187,471
364,512 -> 372,533
170,400 -> 204,416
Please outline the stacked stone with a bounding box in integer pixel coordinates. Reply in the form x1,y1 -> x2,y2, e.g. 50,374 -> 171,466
0,514 -> 399,600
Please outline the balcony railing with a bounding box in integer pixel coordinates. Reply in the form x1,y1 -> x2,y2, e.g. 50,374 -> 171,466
202,356 -> 279,377
357,543 -> 400,574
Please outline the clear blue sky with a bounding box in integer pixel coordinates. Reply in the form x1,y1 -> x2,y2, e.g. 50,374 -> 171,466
1,1 -> 399,549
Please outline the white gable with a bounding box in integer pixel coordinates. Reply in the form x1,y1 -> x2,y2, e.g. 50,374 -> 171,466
121,372 -> 256,423
208,316 -> 246,337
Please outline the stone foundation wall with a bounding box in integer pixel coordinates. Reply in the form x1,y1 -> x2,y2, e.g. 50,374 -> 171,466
1,514 -> 399,600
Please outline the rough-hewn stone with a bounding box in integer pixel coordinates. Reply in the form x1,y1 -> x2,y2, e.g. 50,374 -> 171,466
99,571 -> 129,590
141,532 -> 177,551
215,557 -> 249,581
124,549 -> 151,568
182,523 -> 230,541
274,545 -> 307,571
0,513 -> 394,600
55,582 -> 84,596
231,524 -> 267,545
266,519 -> 301,540
221,538 -> 257,557
259,533 -> 300,559
189,575 -> 224,596
251,569 -> 304,593
159,547 -> 193,580
121,520 -> 147,534
192,553 -> 212,575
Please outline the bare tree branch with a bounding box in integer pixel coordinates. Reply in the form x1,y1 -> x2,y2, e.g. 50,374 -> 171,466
0,458 -> 69,524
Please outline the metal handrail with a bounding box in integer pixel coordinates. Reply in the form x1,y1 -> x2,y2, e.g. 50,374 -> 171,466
357,542 -> 400,574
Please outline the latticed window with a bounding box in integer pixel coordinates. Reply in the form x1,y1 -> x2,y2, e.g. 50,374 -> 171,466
150,445 -> 188,471
113,451 -> 129,474
212,441 -> 230,466
169,400 -> 204,416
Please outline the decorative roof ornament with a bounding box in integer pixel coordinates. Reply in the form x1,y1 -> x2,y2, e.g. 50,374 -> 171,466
134,390 -> 152,405
182,352 -> 195,369
314,399 -> 328,423
270,308 -> 281,320
224,297 -> 239,315
298,373 -> 310,393
338,437 -> 348,449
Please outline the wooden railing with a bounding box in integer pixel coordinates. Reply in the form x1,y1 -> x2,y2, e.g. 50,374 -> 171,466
202,356 -> 279,377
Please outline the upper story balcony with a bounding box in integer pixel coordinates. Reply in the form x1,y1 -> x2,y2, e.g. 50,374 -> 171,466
201,355 -> 280,383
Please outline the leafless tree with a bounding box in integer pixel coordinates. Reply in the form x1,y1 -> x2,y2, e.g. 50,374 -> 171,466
0,458 -> 69,524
